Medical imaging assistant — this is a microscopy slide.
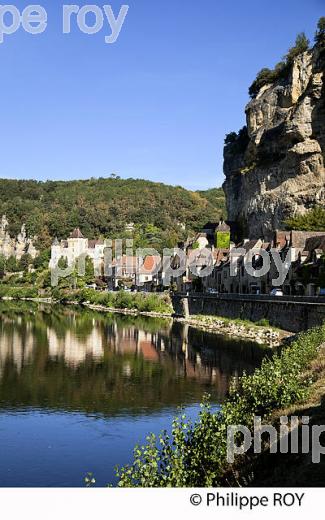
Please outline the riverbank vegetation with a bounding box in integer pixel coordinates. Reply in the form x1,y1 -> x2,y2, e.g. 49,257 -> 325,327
115,326 -> 325,486
177,314 -> 283,346
54,287 -> 173,315
0,281 -> 173,315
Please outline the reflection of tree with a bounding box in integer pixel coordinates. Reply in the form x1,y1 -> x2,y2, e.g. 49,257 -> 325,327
0,303 -> 267,417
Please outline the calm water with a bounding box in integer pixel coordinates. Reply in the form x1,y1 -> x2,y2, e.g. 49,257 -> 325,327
0,302 -> 267,487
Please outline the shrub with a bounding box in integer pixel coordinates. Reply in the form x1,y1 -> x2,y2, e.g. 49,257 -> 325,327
315,17 -> 325,47
284,206 -> 325,231
224,126 -> 249,154
115,326 -> 325,487
52,288 -> 173,314
249,32 -> 310,98
0,286 -> 38,299
284,33 -> 310,64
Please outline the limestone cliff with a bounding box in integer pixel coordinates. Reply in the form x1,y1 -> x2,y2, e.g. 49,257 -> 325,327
0,216 -> 38,260
223,41 -> 325,239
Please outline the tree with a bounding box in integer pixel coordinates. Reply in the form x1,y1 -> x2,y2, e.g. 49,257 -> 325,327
224,132 -> 238,145
58,256 -> 68,269
284,33 -> 310,64
224,127 -> 249,153
0,255 -> 5,279
249,68 -> 275,98
284,206 -> 325,231
248,32 -> 310,98
6,255 -> 19,273
18,253 -> 33,272
0,177 -> 226,253
33,249 -> 51,270
84,256 -> 95,284
315,17 -> 325,47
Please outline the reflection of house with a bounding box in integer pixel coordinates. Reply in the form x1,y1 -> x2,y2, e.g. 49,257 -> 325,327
47,327 -> 104,366
0,320 -> 34,377
108,327 -> 159,361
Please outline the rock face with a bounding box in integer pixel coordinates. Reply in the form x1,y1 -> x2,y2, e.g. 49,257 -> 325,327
223,43 -> 325,239
0,216 -> 38,260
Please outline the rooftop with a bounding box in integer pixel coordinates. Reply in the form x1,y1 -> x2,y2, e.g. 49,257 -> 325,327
69,228 -> 85,239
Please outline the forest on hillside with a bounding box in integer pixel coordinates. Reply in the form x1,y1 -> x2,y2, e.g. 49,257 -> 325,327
0,177 -> 226,250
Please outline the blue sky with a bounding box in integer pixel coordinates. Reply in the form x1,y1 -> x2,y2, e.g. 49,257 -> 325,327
0,0 -> 323,189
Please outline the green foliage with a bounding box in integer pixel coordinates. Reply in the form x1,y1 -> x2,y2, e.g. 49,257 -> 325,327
224,132 -> 238,145
5,255 -> 19,273
84,472 -> 96,487
54,288 -> 173,315
58,256 -> 68,269
0,255 -> 5,279
284,33 -> 310,64
33,249 -> 51,270
224,126 -> 249,154
215,231 -> 230,249
18,253 -> 32,272
315,17 -> 325,48
0,286 -> 38,299
116,326 -> 325,487
0,177 -> 225,251
249,32 -> 310,98
255,318 -> 270,327
196,188 -> 226,218
249,68 -> 279,98
284,206 -> 325,231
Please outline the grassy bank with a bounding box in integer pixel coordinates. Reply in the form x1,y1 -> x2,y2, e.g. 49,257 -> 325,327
177,314 -> 286,346
0,286 -> 39,299
115,326 -> 325,487
53,287 -> 173,315
238,348 -> 325,486
0,284 -> 173,315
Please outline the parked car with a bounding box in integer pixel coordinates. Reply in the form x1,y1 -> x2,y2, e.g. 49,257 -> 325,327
270,288 -> 284,297
207,288 -> 218,294
85,283 -> 97,290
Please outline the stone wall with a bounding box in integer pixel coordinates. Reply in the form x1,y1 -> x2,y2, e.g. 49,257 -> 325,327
172,294 -> 325,332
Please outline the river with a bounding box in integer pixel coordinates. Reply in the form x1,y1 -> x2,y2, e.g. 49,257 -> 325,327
0,301 -> 268,486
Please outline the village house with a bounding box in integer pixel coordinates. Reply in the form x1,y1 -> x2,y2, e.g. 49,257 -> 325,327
204,230 -> 325,297
48,225 -> 325,297
49,228 -> 169,291
49,228 -> 106,273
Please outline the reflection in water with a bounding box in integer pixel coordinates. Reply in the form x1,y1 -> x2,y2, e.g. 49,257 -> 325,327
0,303 -> 267,414
0,302 -> 268,486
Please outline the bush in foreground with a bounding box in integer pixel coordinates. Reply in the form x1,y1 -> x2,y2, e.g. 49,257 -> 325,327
115,326 -> 325,487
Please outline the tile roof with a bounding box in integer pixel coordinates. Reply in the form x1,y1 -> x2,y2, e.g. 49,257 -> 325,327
69,228 -> 85,239
139,255 -> 161,274
88,239 -> 104,248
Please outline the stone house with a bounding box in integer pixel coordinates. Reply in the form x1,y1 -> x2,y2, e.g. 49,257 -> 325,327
49,228 -> 106,272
